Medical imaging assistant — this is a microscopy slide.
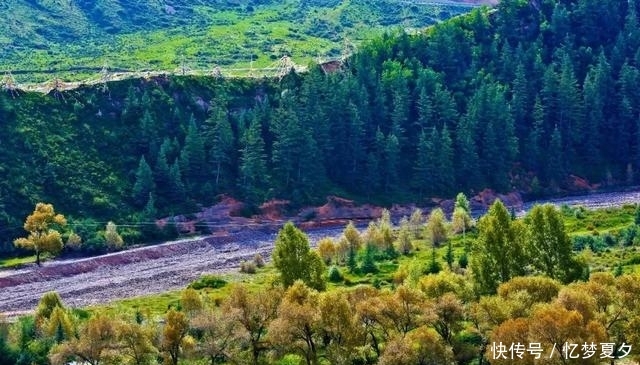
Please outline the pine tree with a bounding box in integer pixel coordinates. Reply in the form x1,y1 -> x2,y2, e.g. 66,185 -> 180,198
413,129 -> 434,198
546,125 -> 564,187
436,125 -> 454,195
142,193 -> 157,220
417,87 -> 434,130
581,67 -> 603,170
347,247 -> 358,274
132,156 -> 155,207
154,139 -> 173,209
169,161 -> 186,205
556,53 -> 583,166
345,102 -> 366,189
456,114 -> 482,191
138,109 -> 160,159
205,106 -> 234,189
511,62 -> 529,143
525,95 -> 544,173
360,244 -> 378,274
180,116 -> 206,197
444,240 -> 454,270
365,152 -> 382,198
384,133 -> 400,193
432,84 -> 458,130
426,247 -> 441,274
240,116 -> 269,205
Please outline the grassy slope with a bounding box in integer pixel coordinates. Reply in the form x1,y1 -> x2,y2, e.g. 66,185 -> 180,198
1,0 -> 473,82
92,204 -> 640,319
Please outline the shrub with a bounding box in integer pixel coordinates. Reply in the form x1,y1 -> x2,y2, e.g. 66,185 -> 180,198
620,225 -> 637,246
625,254 -> 640,265
602,233 -> 617,247
573,235 -> 594,251
328,266 -> 343,283
560,204 -> 573,216
458,252 -> 468,269
393,266 -> 408,285
253,253 -> 265,268
425,248 -> 442,274
240,260 -> 257,274
189,275 -> 227,290
360,245 -> 378,274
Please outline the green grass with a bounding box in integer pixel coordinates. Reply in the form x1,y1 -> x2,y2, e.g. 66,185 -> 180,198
0,0 -> 474,82
562,204 -> 636,235
91,268 -> 282,318
0,254 -> 50,269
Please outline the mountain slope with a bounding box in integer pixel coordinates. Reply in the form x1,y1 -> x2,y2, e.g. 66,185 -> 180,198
0,0 -> 480,81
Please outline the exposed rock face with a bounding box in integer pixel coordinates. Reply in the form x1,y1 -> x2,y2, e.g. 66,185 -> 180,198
297,196 -> 383,228
260,199 -> 292,221
568,175 -> 599,191
469,189 -> 524,211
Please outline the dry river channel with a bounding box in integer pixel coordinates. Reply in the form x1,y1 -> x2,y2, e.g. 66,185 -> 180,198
2,188 -> 640,318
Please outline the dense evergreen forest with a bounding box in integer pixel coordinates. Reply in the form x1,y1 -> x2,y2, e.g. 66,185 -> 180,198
2,0 -> 640,254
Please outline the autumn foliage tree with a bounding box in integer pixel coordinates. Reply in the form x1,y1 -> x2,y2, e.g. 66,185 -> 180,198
49,312 -> 118,365
14,203 -> 67,265
160,308 -> 191,365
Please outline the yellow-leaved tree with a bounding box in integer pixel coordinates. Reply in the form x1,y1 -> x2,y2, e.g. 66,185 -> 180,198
14,203 -> 67,266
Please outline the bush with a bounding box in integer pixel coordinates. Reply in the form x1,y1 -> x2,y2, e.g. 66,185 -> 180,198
573,235 -> 593,251
458,252 -> 468,269
625,254 -> 640,265
240,260 -> 257,274
620,225 -> 637,247
189,275 -> 227,290
602,233 -> 617,247
560,204 -> 574,216
360,245 -> 378,274
328,266 -> 343,282
425,258 -> 442,274
574,206 -> 586,219
425,248 -> 442,274
253,253 -> 265,267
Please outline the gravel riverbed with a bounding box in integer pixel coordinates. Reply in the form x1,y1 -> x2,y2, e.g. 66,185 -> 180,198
2,189 -> 640,317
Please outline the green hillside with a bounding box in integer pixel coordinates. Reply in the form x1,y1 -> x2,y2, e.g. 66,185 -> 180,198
0,0 -> 475,82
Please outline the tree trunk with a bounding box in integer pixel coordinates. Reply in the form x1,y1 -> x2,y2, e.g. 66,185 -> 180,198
36,251 -> 41,266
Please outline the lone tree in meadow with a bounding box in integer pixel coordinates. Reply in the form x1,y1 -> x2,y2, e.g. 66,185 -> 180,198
14,203 -> 67,266
272,222 -> 326,291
